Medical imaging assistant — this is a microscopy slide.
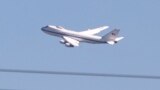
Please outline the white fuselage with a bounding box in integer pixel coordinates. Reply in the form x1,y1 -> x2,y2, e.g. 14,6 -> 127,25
41,25 -> 106,44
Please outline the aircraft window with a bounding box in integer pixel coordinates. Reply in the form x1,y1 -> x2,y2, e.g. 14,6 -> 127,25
44,26 -> 49,28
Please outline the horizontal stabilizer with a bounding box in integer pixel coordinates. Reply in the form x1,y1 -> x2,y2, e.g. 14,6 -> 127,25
107,41 -> 115,45
115,37 -> 124,41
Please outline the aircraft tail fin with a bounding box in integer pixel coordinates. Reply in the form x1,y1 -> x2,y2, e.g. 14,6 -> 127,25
102,29 -> 124,45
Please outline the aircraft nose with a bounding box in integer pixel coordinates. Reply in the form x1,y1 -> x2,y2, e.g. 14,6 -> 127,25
41,27 -> 45,31
41,26 -> 48,31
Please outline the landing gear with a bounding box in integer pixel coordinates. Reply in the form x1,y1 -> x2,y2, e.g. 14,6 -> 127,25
114,41 -> 118,43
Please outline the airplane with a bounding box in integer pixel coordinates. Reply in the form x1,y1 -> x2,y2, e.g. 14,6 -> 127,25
41,25 -> 124,47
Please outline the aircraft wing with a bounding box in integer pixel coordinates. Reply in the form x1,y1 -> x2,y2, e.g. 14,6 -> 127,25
79,26 -> 109,35
63,36 -> 79,47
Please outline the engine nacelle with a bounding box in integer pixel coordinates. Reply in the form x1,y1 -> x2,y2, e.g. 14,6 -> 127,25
114,41 -> 118,43
60,39 -> 65,44
65,43 -> 74,47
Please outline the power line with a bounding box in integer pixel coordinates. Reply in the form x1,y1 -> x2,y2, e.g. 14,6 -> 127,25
0,68 -> 160,79
0,89 -> 16,90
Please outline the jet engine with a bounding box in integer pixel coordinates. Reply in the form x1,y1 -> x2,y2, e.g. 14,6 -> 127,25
60,39 -> 66,44
65,43 -> 74,47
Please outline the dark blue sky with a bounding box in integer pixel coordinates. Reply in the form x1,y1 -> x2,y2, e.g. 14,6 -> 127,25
0,0 -> 160,90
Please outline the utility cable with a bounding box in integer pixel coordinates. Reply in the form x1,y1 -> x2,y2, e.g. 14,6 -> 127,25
0,68 -> 160,79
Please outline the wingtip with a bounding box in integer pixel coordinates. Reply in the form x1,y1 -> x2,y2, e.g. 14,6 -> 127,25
104,26 -> 109,29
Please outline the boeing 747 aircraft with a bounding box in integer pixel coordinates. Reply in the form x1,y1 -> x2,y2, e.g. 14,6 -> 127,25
41,25 -> 124,47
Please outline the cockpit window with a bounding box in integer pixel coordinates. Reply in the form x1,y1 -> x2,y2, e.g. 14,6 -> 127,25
56,26 -> 64,29
44,26 -> 49,28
